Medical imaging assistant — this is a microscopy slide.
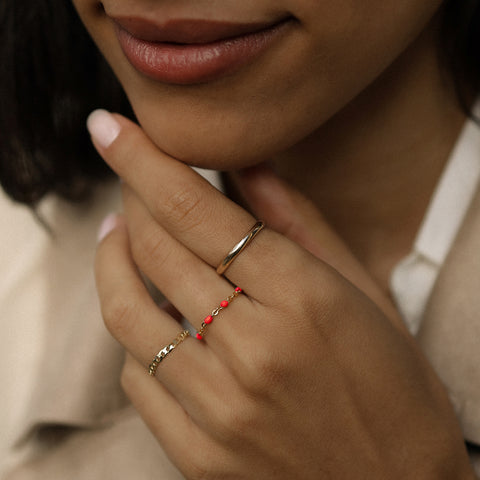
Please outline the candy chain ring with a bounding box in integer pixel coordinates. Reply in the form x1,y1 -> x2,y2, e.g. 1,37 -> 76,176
196,287 -> 243,340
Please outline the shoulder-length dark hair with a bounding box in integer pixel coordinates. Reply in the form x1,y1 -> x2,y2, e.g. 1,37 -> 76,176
0,1 -> 479,206
0,1 -> 132,205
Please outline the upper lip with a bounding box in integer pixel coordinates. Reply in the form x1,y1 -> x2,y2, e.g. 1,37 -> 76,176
110,16 -> 292,44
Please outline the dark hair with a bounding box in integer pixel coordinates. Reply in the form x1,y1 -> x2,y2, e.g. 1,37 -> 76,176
440,0 -> 480,116
0,1 -> 133,205
0,1 -> 479,206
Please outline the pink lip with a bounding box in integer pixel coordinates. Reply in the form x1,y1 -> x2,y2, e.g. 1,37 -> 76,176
112,17 -> 294,85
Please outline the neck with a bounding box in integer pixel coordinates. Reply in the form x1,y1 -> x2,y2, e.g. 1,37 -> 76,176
273,16 -> 468,291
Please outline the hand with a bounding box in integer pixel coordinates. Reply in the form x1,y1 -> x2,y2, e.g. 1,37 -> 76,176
90,111 -> 474,479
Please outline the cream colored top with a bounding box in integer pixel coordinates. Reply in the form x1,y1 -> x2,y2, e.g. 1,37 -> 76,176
0,182 -> 124,476
0,115 -> 479,477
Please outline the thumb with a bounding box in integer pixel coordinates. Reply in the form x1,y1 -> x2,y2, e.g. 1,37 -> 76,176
231,164 -> 405,331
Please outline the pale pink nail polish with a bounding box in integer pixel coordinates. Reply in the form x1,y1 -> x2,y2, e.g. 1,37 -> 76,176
97,213 -> 119,242
87,109 -> 121,149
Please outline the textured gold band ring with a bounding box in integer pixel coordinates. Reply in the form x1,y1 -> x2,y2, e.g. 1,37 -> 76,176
216,221 -> 265,275
148,330 -> 190,376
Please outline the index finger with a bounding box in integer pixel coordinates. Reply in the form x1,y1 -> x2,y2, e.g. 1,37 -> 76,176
87,109 -> 308,302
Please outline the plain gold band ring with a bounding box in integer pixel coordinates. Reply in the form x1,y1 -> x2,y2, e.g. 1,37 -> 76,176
216,221 -> 265,275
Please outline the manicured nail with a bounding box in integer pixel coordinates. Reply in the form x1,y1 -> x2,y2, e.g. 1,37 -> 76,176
87,109 -> 121,149
97,213 -> 120,242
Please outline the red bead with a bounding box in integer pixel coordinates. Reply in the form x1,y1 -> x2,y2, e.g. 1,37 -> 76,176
195,333 -> 203,340
235,287 -> 242,293
220,300 -> 229,308
204,315 -> 213,324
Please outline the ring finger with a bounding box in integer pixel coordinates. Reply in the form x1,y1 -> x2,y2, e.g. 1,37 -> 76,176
95,215 -> 236,422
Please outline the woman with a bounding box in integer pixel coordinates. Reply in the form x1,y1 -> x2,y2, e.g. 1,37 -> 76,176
0,0 -> 479,478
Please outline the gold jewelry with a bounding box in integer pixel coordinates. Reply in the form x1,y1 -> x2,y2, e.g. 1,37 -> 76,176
196,287 -> 243,340
148,330 -> 190,376
216,221 -> 265,275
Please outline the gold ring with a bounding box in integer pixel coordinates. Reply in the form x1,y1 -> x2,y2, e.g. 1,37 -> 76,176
216,221 -> 265,275
148,330 -> 190,376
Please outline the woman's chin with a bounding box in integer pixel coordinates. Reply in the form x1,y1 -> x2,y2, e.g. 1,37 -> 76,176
136,118 -> 276,172
163,148 -> 266,172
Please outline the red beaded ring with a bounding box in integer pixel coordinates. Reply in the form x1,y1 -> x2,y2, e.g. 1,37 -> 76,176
196,287 -> 243,340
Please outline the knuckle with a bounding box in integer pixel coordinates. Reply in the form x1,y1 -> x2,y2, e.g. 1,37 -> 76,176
314,281 -> 350,335
282,262 -> 343,332
185,451 -> 218,480
267,247 -> 312,305
186,464 -> 208,480
101,293 -> 138,342
239,344 -> 292,399
213,401 -> 259,441
160,185 -> 208,232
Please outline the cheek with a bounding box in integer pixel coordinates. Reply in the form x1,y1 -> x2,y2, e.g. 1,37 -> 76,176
73,0 -> 442,169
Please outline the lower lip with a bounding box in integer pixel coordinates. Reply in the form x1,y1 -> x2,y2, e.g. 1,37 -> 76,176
115,20 -> 292,85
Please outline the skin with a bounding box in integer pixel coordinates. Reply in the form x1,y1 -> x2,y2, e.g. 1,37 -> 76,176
90,115 -> 474,478
75,0 -> 475,477
73,0 -> 466,290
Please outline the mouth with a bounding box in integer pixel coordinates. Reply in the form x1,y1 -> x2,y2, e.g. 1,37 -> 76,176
111,15 -> 295,85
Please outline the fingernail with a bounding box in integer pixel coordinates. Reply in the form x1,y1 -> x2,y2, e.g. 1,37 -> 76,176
97,213 -> 119,242
87,109 -> 121,149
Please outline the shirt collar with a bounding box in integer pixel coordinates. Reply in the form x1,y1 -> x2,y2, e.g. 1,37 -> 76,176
414,99 -> 480,265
